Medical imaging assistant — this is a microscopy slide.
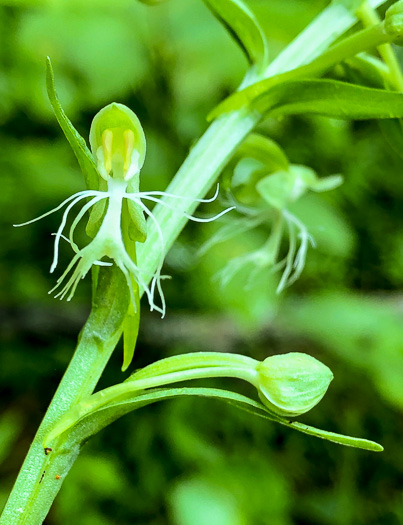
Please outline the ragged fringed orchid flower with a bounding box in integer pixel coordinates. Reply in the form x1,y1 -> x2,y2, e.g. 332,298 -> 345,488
201,133 -> 342,293
14,61 -> 233,318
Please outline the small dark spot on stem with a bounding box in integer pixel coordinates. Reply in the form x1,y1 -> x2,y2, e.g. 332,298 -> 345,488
44,447 -> 53,455
39,470 -> 45,484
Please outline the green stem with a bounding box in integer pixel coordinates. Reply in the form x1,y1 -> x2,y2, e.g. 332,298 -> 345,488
0,267 -> 130,525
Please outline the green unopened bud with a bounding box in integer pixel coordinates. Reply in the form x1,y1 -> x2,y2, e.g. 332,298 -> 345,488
256,352 -> 333,417
89,103 -> 146,181
385,1 -> 403,46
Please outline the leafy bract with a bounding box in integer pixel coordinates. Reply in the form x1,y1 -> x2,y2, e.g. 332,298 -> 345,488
46,57 -> 99,192
44,386 -> 383,453
217,79 -> 403,121
209,18 -> 390,119
202,0 -> 269,71
266,80 -> 403,120
46,57 -> 106,237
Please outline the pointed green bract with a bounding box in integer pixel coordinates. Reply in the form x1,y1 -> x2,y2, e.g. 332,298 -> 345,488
211,74 -> 403,120
46,57 -> 99,192
44,386 -> 383,453
46,57 -> 106,237
268,79 -> 403,120
202,0 -> 269,71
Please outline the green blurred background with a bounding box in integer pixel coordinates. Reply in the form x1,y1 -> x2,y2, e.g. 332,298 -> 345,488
1,0 -> 403,523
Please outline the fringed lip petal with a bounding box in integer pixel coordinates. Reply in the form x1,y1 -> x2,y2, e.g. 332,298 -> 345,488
15,177 -> 232,318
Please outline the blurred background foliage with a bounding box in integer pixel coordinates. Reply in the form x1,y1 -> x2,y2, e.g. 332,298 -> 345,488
1,0 -> 403,523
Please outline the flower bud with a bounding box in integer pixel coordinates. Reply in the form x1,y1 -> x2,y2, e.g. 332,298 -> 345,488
385,1 -> 403,46
256,352 -> 333,417
89,103 -> 146,181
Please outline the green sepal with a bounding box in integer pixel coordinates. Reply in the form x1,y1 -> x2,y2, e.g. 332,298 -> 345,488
237,133 -> 289,172
43,386 -> 383,453
256,170 -> 294,210
229,159 -> 267,205
45,57 -> 100,192
89,102 -> 146,174
309,173 -> 343,192
202,0 -> 269,72
222,133 -> 289,205
256,165 -> 342,210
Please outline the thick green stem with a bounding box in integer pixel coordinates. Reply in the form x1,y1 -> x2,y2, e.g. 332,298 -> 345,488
0,267 -> 130,525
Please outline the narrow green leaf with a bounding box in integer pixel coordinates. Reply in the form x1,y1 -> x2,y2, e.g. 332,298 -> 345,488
288,421 -> 384,452
45,386 -> 383,453
202,0 -> 269,71
45,57 -> 99,191
209,22 -> 389,119
265,79 -> 403,120
219,78 -> 403,122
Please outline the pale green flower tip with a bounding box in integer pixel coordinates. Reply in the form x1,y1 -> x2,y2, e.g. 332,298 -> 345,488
89,103 -> 146,181
256,352 -> 334,417
385,1 -> 403,46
